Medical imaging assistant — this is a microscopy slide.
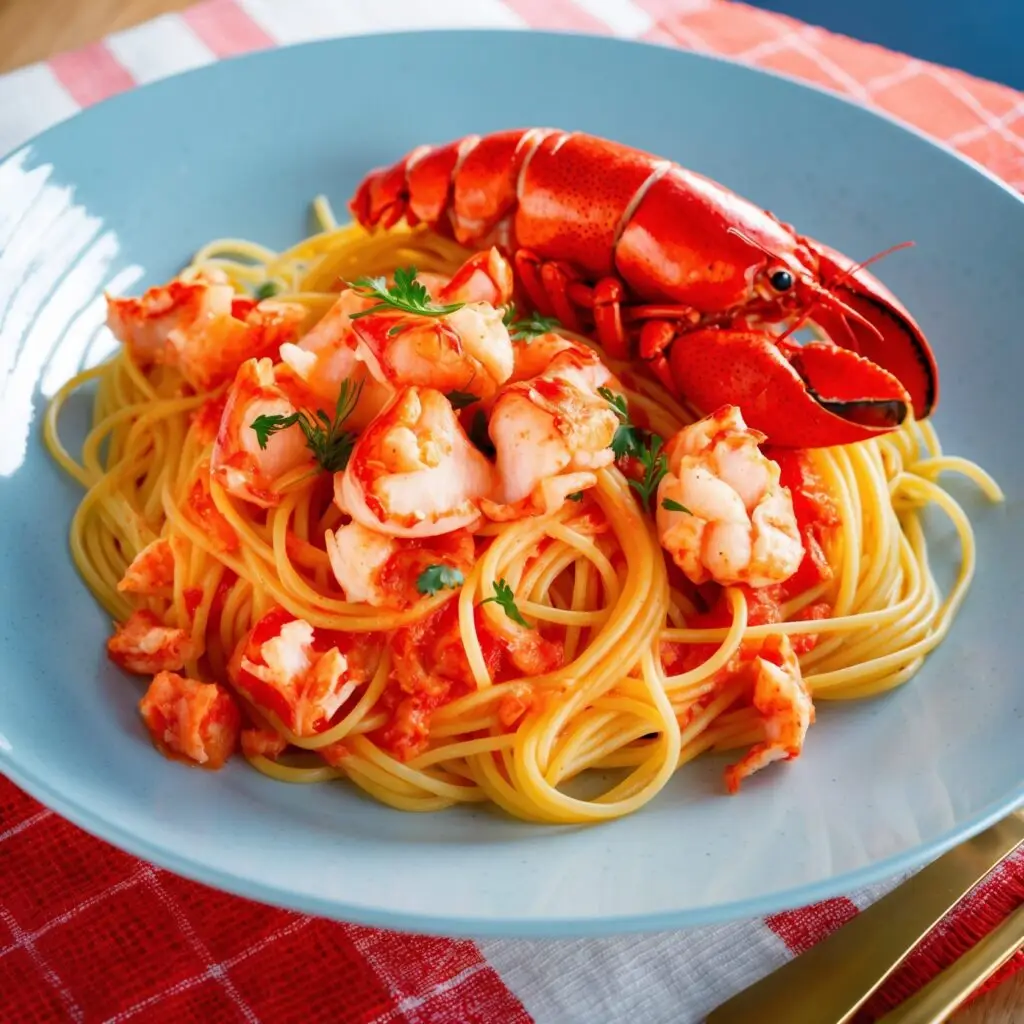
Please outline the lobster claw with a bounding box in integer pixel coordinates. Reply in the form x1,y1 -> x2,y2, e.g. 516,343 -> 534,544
804,238 -> 939,421
668,329 -> 912,448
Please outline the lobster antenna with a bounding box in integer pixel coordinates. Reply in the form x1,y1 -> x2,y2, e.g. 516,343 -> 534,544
725,227 -> 915,347
775,240 -> 916,345
827,240 -> 916,290
726,226 -> 778,260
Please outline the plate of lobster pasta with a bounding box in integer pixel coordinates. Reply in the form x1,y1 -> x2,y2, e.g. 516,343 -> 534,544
1,29 -> 1022,937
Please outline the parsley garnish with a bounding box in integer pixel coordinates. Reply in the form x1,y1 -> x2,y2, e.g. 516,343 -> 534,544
598,386 -> 643,461
254,281 -> 279,300
661,498 -> 692,514
445,390 -> 479,410
416,564 -> 465,597
250,378 -> 363,474
567,491 -> 584,502
348,267 -> 465,334
596,387 -> 671,512
502,303 -> 562,342
468,409 -> 495,458
480,578 -> 531,628
628,434 -> 670,512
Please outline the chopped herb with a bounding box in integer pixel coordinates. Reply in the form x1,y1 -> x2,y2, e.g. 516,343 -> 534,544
416,564 -> 465,597
254,281 -> 279,300
627,433 -> 670,513
595,387 -> 671,512
348,267 -> 465,328
661,498 -> 692,514
502,303 -> 562,342
468,408 -> 495,458
445,390 -> 480,410
250,378 -> 363,474
598,386 -> 644,461
480,578 -> 531,628
567,491 -> 584,502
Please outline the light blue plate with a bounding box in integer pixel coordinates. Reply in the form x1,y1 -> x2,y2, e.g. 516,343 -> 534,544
1,30 -> 1021,938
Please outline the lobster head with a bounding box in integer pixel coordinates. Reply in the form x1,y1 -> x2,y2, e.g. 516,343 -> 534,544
667,232 -> 939,449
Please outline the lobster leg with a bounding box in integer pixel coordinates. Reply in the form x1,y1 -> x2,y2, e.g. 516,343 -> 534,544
513,251 -> 582,329
514,251 -> 691,362
591,280 -> 628,358
514,251 -> 635,359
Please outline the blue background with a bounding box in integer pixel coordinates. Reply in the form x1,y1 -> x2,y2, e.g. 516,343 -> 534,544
748,0 -> 1024,89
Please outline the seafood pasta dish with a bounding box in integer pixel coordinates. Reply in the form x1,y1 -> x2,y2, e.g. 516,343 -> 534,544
46,129 -> 1001,824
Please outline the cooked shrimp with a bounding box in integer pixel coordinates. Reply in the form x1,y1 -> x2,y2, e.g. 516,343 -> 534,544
230,607 -> 381,736
482,375 -> 617,519
336,387 -> 496,538
351,302 -> 514,399
139,671 -> 241,769
107,269 -> 305,391
108,609 -> 193,675
117,538 -> 175,595
279,249 -> 512,407
725,634 -> 814,793
210,358 -> 311,508
656,405 -> 803,587
324,522 -> 398,607
277,288 -> 382,412
430,247 -> 514,307
509,332 -> 618,394
325,522 -> 474,609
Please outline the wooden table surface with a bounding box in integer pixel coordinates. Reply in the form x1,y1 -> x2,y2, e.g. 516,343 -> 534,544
0,1 -> 1020,1021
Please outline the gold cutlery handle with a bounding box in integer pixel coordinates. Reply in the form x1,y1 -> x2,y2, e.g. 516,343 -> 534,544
706,811 -> 1024,1024
876,901 -> 1024,1023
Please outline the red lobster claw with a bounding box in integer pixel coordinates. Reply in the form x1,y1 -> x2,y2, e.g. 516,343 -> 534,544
668,329 -> 912,449
805,238 -> 939,421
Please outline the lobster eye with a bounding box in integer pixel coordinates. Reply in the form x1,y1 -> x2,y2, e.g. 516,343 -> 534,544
769,269 -> 794,292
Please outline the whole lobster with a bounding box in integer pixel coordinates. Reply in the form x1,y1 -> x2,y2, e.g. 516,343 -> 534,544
349,129 -> 938,448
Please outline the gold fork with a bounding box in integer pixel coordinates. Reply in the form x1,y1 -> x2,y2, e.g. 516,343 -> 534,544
706,810 -> 1024,1024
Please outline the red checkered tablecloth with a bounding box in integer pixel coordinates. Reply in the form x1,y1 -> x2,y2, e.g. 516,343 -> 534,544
2,2 -> 1023,1021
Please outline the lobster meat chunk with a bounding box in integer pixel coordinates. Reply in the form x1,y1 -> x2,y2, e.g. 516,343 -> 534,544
350,129 -> 938,449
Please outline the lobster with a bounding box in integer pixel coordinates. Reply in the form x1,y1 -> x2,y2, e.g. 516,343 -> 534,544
349,128 -> 938,448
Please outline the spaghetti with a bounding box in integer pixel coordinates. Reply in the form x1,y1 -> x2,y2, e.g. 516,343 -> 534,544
44,202 -> 1003,824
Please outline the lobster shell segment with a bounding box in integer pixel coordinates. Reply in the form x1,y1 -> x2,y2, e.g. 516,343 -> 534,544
514,132 -> 668,277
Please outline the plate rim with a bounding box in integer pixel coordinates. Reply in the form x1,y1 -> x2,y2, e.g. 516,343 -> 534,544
2,27 -> 1023,938
5,752 -> 1022,937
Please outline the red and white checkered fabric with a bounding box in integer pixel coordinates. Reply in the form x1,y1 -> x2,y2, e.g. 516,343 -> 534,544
1,2 -> 1023,1021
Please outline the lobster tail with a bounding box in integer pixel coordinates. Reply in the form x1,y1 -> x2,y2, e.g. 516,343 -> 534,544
349,129 -> 559,245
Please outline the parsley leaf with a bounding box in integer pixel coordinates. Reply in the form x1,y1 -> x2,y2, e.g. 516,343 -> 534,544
347,266 -> 465,325
468,408 -> 495,458
598,386 -> 644,460
595,387 -> 672,512
480,578 -> 531,628
627,433 -> 670,513
567,491 -> 584,502
250,378 -> 363,474
416,564 -> 465,597
661,498 -> 692,514
445,390 -> 480,410
502,303 -> 563,342
254,281 -> 279,300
